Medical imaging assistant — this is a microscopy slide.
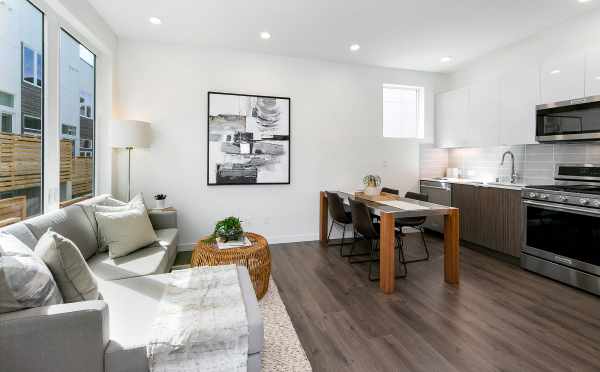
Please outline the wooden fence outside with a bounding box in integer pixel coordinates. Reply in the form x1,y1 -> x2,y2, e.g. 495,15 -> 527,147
0,133 -> 93,224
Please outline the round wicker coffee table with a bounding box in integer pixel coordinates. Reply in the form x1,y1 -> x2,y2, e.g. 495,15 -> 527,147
191,232 -> 271,299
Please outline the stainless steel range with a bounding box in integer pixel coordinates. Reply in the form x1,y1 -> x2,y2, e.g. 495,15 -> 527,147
522,164 -> 600,295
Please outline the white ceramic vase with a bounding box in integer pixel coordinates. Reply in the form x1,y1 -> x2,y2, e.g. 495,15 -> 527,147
364,186 -> 380,196
155,199 -> 167,209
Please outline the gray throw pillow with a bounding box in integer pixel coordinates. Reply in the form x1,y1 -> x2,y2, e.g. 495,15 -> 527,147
0,233 -> 63,314
35,230 -> 99,303
95,206 -> 158,259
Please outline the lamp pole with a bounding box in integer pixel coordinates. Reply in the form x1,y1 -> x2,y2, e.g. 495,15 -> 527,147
127,146 -> 133,201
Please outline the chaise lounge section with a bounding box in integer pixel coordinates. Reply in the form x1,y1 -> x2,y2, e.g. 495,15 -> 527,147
0,195 -> 263,372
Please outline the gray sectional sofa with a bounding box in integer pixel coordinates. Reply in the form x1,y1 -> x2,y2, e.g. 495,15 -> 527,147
0,195 -> 263,372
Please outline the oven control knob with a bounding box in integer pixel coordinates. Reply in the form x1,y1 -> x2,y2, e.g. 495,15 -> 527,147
540,194 -> 549,200
560,196 -> 569,202
593,200 -> 600,208
580,198 -> 589,205
529,192 -> 538,198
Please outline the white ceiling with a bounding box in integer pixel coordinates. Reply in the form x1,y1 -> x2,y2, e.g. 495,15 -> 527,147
89,0 -> 599,73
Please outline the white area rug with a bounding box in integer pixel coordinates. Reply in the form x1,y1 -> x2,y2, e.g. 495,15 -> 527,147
260,278 -> 312,372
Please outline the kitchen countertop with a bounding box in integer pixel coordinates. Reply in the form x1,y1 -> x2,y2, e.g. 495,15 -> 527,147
421,177 -> 526,191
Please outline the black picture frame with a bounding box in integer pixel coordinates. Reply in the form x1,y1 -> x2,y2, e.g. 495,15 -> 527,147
207,91 -> 291,186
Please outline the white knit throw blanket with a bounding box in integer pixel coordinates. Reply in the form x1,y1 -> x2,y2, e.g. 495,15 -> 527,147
147,265 -> 249,372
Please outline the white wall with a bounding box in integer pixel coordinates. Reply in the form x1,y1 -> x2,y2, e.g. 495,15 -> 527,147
114,41 -> 445,248
449,7 -> 600,88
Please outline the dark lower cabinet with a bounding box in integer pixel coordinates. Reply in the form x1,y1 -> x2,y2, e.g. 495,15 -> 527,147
452,184 -> 522,257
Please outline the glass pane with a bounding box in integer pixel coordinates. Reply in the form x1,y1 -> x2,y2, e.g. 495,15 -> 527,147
1,114 -> 13,133
0,91 -> 14,108
526,206 -> 600,267
60,31 -> 95,206
0,0 -> 44,225
36,52 -> 43,87
23,46 -> 35,84
383,86 -> 420,138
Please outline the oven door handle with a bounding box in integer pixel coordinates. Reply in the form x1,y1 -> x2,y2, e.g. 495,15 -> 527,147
523,200 -> 600,216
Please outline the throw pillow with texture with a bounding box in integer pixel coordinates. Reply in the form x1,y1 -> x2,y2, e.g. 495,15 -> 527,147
34,230 -> 99,303
95,207 -> 158,259
0,233 -> 63,313
82,194 -> 145,252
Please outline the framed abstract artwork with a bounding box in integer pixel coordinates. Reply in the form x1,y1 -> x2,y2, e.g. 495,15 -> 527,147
207,92 -> 291,185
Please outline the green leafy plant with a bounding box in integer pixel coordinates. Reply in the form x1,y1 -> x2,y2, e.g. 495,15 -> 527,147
153,194 -> 167,200
362,174 -> 381,188
205,216 -> 244,243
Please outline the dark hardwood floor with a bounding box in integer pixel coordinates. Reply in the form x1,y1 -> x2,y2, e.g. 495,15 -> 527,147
270,233 -> 600,372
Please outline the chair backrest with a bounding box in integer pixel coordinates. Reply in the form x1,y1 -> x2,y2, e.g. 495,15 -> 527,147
403,192 -> 428,225
349,199 -> 379,239
326,192 -> 352,224
381,187 -> 399,195
405,192 -> 428,202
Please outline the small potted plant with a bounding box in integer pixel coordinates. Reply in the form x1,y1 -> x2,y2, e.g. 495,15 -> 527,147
153,194 -> 167,209
363,175 -> 382,196
212,216 -> 244,243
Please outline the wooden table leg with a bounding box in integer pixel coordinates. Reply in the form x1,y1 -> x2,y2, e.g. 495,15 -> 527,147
444,208 -> 460,285
379,212 -> 396,294
320,192 -> 328,242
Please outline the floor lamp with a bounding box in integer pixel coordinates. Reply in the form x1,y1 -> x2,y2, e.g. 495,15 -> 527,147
111,120 -> 151,201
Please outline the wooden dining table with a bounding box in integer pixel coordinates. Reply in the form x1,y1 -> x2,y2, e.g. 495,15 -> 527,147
319,191 -> 460,294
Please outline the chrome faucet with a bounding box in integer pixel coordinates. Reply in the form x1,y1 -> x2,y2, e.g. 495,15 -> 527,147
500,150 -> 518,184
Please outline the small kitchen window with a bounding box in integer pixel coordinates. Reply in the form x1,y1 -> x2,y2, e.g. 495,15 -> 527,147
382,84 -> 424,139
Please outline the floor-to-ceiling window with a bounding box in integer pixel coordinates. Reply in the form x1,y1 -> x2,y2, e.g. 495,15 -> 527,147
59,30 -> 95,206
0,0 -> 44,226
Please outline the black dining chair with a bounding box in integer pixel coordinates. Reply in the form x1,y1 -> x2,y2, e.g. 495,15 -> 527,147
348,198 -> 407,281
396,192 -> 430,264
381,187 -> 399,195
325,191 -> 359,257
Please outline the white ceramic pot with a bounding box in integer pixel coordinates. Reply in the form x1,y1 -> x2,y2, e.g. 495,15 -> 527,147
364,186 -> 380,196
155,199 -> 167,209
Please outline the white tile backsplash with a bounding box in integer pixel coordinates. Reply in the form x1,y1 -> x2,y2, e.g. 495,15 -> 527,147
420,142 -> 600,185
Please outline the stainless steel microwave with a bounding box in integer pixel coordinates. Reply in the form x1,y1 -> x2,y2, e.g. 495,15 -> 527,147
536,95 -> 600,142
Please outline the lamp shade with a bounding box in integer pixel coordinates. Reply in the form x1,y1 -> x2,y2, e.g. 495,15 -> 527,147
111,120 -> 151,148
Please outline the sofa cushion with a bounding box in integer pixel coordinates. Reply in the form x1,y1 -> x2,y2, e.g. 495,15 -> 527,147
24,205 -> 98,260
100,267 -> 263,372
0,222 -> 38,250
88,229 -> 177,281
79,195 -> 143,253
35,230 -> 99,303
95,207 -> 158,259
0,233 -> 63,313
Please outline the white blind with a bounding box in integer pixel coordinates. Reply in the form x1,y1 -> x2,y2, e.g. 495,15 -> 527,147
382,84 -> 424,139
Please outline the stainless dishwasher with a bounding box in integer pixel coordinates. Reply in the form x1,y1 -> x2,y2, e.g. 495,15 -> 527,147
420,180 -> 452,233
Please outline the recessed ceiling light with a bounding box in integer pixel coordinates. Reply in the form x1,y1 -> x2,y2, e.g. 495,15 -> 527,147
578,0 -> 592,3
149,17 -> 162,25
595,76 -> 600,80
260,31 -> 271,40
550,69 -> 561,75
440,56 -> 453,63
349,44 -> 361,52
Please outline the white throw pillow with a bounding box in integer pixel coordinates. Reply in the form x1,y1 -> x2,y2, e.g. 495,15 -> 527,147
87,194 -> 146,252
0,233 -> 63,313
34,230 -> 99,303
95,207 -> 158,259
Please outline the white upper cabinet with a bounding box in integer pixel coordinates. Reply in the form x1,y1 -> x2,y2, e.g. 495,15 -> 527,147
499,64 -> 539,145
435,87 -> 469,148
540,53 -> 585,104
468,80 -> 500,147
585,49 -> 600,97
